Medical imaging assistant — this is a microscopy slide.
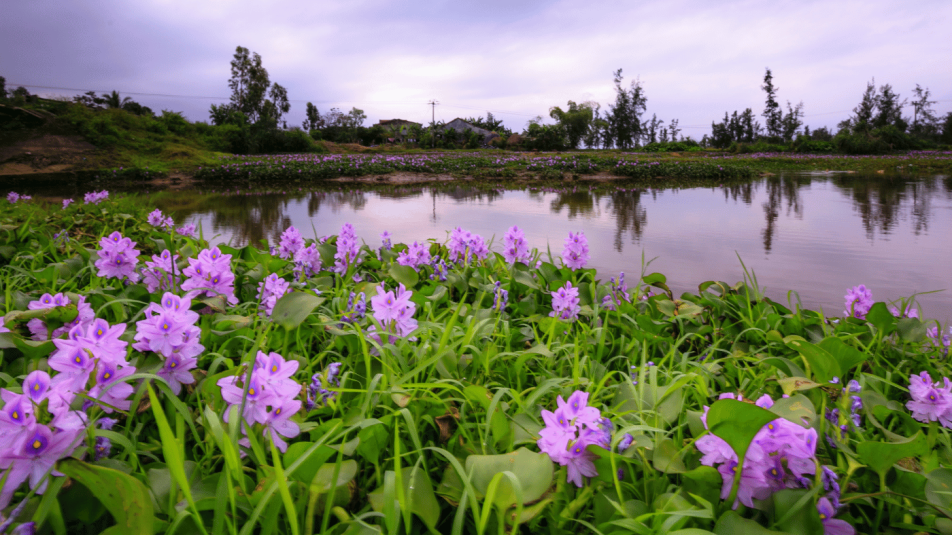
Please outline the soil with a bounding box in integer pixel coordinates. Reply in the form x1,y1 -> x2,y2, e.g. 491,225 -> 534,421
0,134 -> 97,176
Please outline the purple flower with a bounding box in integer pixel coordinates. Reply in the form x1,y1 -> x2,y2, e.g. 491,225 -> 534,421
306,362 -> 343,410
141,249 -> 180,293
0,424 -> 84,509
562,231 -> 590,270
907,371 -> 952,427
502,225 -> 530,264
447,227 -> 489,263
333,223 -> 362,272
492,281 -> 508,312
817,497 -> 855,535
7,192 -> 20,203
157,353 -> 198,395
397,241 -> 432,270
380,231 -> 392,251
95,232 -> 140,283
293,243 -> 322,278
550,282 -> 581,322
181,247 -> 238,305
617,433 -> 634,452
26,293 -> 94,341
368,284 -> 417,341
147,209 -> 171,228
278,226 -> 304,260
890,304 -> 918,319
340,292 -> 367,324
257,273 -> 290,316
843,285 -> 873,319
176,223 -> 196,237
537,390 -> 607,487
84,190 -> 109,204
62,198 -> 74,209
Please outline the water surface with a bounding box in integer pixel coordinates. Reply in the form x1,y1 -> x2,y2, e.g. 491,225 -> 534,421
165,172 -> 952,327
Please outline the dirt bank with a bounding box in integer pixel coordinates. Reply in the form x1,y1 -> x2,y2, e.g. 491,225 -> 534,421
0,134 -> 97,176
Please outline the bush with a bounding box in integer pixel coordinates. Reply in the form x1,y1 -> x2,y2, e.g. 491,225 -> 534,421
833,132 -> 891,155
793,139 -> 835,153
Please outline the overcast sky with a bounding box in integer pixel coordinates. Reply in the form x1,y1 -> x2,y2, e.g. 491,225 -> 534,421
3,0 -> 950,137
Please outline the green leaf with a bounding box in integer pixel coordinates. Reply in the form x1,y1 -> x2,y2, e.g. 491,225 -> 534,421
777,377 -> 822,396
56,458 -> 155,534
681,466 -> 722,507
714,511 -> 785,534
312,460 -> 358,493
271,292 -> 324,330
865,302 -> 897,335
388,264 -> 419,288
652,437 -> 687,473
926,468 -> 952,513
512,269 -> 538,290
707,400 -> 777,463
405,464 -> 440,530
817,337 -> 866,375
856,432 -> 927,478
465,447 -> 553,509
356,423 -> 389,465
771,488 -> 823,535
770,394 -> 817,428
786,339 -> 841,383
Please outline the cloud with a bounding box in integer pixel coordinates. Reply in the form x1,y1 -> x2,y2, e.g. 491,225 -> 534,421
2,0 -> 950,133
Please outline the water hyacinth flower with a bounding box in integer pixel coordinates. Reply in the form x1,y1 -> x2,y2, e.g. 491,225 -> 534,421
293,243 -> 322,278
537,391 -> 610,487
307,362 -> 342,410
334,223 -> 362,273
843,284 -> 873,319
134,292 -> 203,394
907,371 -> 952,428
817,497 -> 855,535
217,351 -> 302,452
147,209 -> 173,228
502,225 -> 531,264
368,283 -> 418,341
890,304 -> 918,319
695,393 -> 818,508
340,292 -> 367,324
550,281 -> 581,322
176,223 -> 196,237
447,227 -> 489,263
430,256 -> 448,281
141,249 -> 180,293
94,231 -> 141,283
7,192 -> 20,203
278,226 -> 304,259
62,198 -> 74,209
26,292 -> 95,341
397,241 -> 432,270
927,326 -> 951,356
84,190 -> 109,204
181,246 -> 238,305
257,273 -> 290,316
562,231 -> 590,270
380,230 -> 392,251
492,281 -> 508,312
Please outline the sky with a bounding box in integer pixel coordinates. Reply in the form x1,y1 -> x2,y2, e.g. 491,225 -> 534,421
3,0 -> 951,137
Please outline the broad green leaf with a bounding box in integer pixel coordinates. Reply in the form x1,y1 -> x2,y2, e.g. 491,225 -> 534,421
271,292 -> 324,330
856,432 -> 927,478
707,400 -> 777,464
865,302 -> 897,335
681,466 -> 722,507
786,339 -> 841,383
652,438 -> 687,473
512,269 -> 538,290
356,423 -> 389,465
926,468 -> 952,513
762,357 -> 807,379
770,394 -> 817,428
777,377 -> 821,396
283,442 -> 336,484
817,337 -> 866,375
312,459 -> 358,493
57,458 -> 155,534
714,511 -> 785,534
897,317 -> 928,342
465,447 -> 552,508
405,464 -> 440,530
771,488 -> 823,535
388,264 -> 419,288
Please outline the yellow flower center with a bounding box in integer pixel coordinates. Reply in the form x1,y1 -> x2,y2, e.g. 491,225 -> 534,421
33,440 -> 42,449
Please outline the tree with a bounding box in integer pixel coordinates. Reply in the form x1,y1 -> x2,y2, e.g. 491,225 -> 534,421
849,80 -> 878,133
873,83 -> 907,131
607,69 -> 647,149
0,76 -> 6,100
549,100 -> 594,149
303,102 -> 324,131
102,90 -> 132,109
761,68 -> 783,138
780,101 -> 804,141
940,112 -> 952,145
645,114 -> 663,144
910,84 -> 938,137
259,83 -> 290,128
668,118 -> 681,142
228,46 -> 270,122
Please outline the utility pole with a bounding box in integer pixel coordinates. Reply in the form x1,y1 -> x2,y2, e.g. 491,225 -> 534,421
427,99 -> 439,148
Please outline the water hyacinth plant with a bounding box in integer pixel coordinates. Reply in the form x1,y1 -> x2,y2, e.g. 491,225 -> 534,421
0,192 -> 951,533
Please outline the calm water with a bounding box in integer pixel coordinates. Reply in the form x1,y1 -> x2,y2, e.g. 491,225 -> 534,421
161,172 -> 952,327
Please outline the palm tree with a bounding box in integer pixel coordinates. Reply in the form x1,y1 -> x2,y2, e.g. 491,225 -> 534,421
101,90 -> 132,109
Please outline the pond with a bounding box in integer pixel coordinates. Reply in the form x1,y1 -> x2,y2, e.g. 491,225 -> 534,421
146,172 -> 952,327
